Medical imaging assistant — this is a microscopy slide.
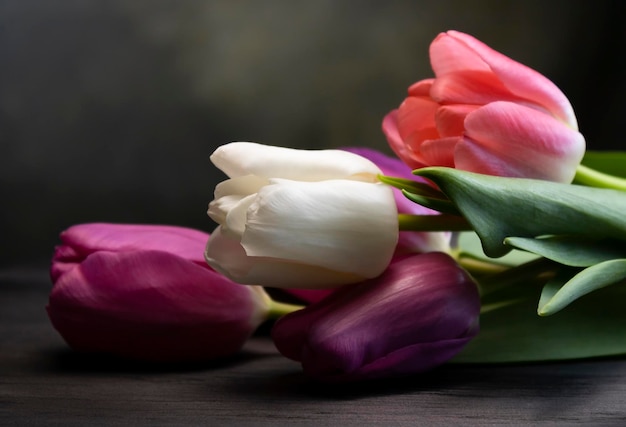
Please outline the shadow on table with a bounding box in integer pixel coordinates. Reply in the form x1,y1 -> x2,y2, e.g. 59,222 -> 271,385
34,345 -> 277,375
214,357 -> 623,401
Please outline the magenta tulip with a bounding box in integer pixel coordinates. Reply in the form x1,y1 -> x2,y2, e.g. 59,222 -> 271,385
47,223 -> 270,362
271,252 -> 480,382
383,30 -> 585,183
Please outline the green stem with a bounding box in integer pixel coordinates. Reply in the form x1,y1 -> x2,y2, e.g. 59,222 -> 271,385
267,299 -> 304,320
574,164 -> 626,191
398,214 -> 473,232
457,255 -> 510,276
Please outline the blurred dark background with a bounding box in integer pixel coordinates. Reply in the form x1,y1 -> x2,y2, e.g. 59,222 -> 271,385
1,0 -> 625,267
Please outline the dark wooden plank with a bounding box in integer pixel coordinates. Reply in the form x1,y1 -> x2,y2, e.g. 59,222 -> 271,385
2,268 -> 626,426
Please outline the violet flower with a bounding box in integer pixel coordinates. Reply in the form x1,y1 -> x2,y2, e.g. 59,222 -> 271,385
271,252 -> 480,382
48,223 -> 270,363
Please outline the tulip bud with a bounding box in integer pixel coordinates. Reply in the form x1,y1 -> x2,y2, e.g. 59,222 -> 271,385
47,223 -> 270,362
205,142 -> 399,289
383,30 -> 585,183
271,252 -> 480,382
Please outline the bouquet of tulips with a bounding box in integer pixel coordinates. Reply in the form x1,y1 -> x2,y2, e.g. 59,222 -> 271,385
47,31 -> 626,382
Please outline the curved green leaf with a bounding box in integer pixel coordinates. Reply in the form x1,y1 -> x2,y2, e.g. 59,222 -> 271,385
401,190 -> 460,215
538,259 -> 626,316
415,167 -> 626,257
377,174 -> 446,198
505,236 -> 626,267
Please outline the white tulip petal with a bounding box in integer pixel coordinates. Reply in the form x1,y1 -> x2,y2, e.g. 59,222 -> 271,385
241,179 -> 399,278
224,193 -> 257,238
211,142 -> 382,182
213,175 -> 268,199
205,227 -> 365,288
204,226 -> 253,278
207,195 -> 245,225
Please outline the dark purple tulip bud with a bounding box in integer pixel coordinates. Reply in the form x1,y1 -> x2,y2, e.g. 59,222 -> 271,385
272,252 -> 480,381
48,223 -> 270,363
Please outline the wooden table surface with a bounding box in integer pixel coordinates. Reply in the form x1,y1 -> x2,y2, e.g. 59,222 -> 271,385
2,267 -> 626,426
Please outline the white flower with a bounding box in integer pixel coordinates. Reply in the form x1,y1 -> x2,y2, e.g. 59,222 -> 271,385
205,142 -> 399,289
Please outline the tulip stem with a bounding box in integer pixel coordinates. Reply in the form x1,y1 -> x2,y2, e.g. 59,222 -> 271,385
457,255 -> 510,276
398,214 -> 473,232
574,164 -> 626,192
267,299 -> 304,319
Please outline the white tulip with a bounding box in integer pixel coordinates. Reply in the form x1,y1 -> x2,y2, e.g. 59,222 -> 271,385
205,142 -> 399,289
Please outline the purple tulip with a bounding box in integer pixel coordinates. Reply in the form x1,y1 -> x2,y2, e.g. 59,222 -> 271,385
47,223 -> 270,362
271,252 -> 480,382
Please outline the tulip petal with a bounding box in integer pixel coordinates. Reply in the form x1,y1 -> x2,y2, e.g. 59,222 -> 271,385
419,137 -> 460,167
435,104 -> 479,137
53,223 -> 210,273
397,96 -> 440,149
223,193 -> 257,238
340,147 -> 452,254
48,249 -> 269,362
430,70 -> 521,106
382,110 -> 427,170
211,142 -> 382,183
205,226 -> 364,288
407,78 -> 434,97
443,30 -> 577,128
241,179 -> 399,280
213,175 -> 269,199
457,102 -> 585,182
430,31 -> 492,75
272,252 -> 480,381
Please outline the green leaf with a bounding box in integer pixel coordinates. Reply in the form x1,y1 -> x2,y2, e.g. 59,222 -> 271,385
458,231 -> 538,267
582,151 -> 626,178
505,236 -> 626,267
401,190 -> 460,215
415,167 -> 626,257
377,174 -> 446,199
538,259 -> 626,316
453,278 -> 626,363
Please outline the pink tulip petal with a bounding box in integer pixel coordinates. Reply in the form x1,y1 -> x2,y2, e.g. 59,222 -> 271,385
48,249 -> 267,362
430,70 -> 520,105
397,97 -> 441,146
444,30 -> 577,127
407,78 -> 434,97
429,31 -> 491,76
382,110 -> 427,170
456,102 -> 585,182
435,104 -> 479,137
419,137 -> 460,167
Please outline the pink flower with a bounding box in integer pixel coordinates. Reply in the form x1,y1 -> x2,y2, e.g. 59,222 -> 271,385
47,223 -> 269,362
271,252 -> 480,382
383,30 -> 585,183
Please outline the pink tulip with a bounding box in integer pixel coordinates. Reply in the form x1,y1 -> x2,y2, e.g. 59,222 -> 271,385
383,30 -> 585,183
47,223 -> 270,362
271,252 -> 480,382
